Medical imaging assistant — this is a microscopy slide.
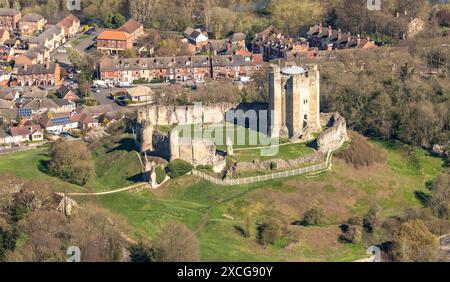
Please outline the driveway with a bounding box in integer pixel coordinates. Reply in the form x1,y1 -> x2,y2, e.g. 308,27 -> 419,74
51,28 -> 103,67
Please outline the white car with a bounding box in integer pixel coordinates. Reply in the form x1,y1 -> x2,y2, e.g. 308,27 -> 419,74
63,43 -> 72,48
57,48 -> 66,53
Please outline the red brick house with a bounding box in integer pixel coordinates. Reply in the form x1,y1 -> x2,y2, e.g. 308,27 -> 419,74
15,63 -> 62,86
98,54 -> 263,84
19,13 -> 46,36
97,30 -> 133,54
118,19 -> 144,42
57,85 -> 79,102
0,8 -> 21,30
56,14 -> 80,38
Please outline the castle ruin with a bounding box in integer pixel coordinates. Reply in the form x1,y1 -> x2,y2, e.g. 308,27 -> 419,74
269,64 -> 321,139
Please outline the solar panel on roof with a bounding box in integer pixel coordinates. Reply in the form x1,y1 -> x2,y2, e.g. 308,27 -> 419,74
51,116 -> 71,126
17,108 -> 32,117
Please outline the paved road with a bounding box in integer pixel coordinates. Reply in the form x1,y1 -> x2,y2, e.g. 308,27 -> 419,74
51,28 -> 103,67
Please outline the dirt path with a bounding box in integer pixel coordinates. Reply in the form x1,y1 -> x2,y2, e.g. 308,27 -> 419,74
65,183 -> 149,196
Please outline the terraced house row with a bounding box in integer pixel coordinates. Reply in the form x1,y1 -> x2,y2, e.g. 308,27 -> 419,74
98,54 -> 263,84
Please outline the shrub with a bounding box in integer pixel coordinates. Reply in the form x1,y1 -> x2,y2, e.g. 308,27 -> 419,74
302,207 -> 324,226
363,206 -> 381,233
339,224 -> 363,243
196,165 -> 213,171
336,133 -> 386,168
155,166 -> 166,184
166,159 -> 193,178
257,220 -> 283,246
347,216 -> 362,226
47,140 -> 95,186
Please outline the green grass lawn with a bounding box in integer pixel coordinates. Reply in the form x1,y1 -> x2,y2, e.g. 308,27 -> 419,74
71,40 -> 81,46
0,135 -> 142,193
93,139 -> 444,261
78,34 -> 90,40
0,135 -> 444,262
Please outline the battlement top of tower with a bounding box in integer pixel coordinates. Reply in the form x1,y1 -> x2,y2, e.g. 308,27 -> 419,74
281,65 -> 306,76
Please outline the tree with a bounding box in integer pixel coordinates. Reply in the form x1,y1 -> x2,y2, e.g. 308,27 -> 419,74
0,0 -> 9,9
302,206 -> 324,226
363,206 -> 381,232
428,173 -> 450,219
166,159 -> 193,178
153,222 -> 200,262
392,220 -> 439,262
12,0 -> 20,10
128,241 -> 156,262
48,141 -> 95,186
103,13 -> 126,29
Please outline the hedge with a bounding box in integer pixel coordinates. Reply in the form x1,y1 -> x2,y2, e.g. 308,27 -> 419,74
155,166 -> 166,184
166,159 -> 193,178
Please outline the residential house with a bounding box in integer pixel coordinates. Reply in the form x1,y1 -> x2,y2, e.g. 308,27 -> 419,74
56,14 -> 80,38
252,25 -> 283,55
0,28 -> 9,44
0,88 -> 19,101
0,8 -> 21,30
96,30 -> 133,54
22,98 -> 75,114
306,24 -> 377,51
0,128 -> 13,145
98,54 -> 263,84
57,85 -> 79,102
0,98 -> 14,109
15,63 -> 61,86
21,86 -> 47,101
70,113 -> 98,130
75,104 -> 116,118
124,86 -> 154,103
118,19 -> 144,42
39,112 -> 78,134
98,56 -> 211,84
9,125 -> 43,143
14,46 -> 50,65
0,44 -> 14,62
19,13 -> 46,36
24,25 -> 65,52
0,68 -> 11,86
183,27 -> 209,51
211,54 -> 263,80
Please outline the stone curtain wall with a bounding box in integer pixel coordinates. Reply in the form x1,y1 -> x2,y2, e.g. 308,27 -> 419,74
235,151 -> 325,171
137,103 -> 236,126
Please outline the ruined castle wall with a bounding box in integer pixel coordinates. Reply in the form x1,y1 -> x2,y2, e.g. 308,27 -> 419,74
235,151 -> 325,172
317,113 -> 349,153
152,131 -> 170,160
137,103 -> 235,126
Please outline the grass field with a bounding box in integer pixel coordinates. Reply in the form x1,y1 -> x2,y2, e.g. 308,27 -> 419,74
0,135 -> 444,261
0,135 -> 142,193
96,138 -> 443,261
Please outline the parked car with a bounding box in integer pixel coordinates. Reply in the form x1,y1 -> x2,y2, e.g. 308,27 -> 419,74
91,87 -> 100,93
57,48 -> 66,53
63,43 -> 72,48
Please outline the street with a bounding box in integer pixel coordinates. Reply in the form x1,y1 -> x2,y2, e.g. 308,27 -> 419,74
51,28 -> 103,67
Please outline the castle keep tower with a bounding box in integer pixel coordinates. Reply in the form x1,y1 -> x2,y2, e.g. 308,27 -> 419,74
269,64 -> 321,139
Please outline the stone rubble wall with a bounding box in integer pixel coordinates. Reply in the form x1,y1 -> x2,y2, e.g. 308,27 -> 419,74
235,151 -> 325,171
317,112 -> 349,153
